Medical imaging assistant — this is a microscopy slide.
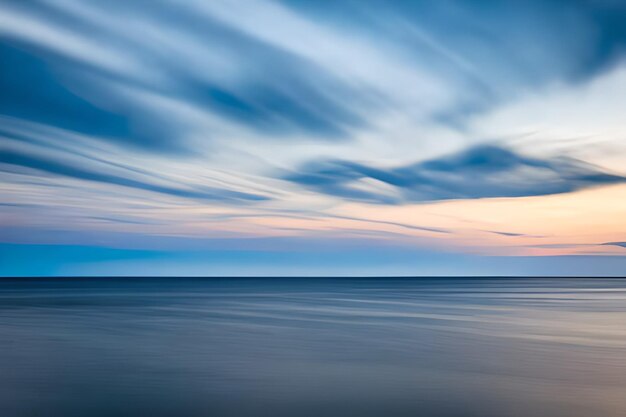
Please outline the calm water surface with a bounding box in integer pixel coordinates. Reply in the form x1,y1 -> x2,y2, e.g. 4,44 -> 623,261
1,278 -> 626,417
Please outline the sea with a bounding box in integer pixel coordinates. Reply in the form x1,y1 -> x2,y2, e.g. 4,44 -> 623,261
1,277 -> 625,417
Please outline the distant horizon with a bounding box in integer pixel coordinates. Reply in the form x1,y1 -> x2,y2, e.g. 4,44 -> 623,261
3,275 -> 626,279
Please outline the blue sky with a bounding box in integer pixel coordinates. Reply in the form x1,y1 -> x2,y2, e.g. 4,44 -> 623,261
1,0 -> 626,276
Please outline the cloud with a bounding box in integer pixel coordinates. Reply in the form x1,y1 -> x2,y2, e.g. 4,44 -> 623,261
0,149 -> 268,203
484,230 -> 547,238
326,214 -> 450,234
0,43 -> 131,139
3,0 -> 623,156
602,242 -> 626,248
284,145 -> 625,204
0,0 -> 370,153
2,0 -> 626,276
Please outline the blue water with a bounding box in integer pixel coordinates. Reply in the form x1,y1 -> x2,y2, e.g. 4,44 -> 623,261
1,278 -> 626,417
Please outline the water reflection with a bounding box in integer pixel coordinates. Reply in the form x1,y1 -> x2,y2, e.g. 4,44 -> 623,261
1,278 -> 625,417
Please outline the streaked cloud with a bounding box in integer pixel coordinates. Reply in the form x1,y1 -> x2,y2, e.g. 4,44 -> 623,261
0,149 -> 268,202
603,242 -> 626,249
285,145 -> 625,204
1,0 -> 626,275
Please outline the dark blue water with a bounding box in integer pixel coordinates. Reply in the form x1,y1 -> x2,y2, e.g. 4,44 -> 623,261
1,278 -> 626,417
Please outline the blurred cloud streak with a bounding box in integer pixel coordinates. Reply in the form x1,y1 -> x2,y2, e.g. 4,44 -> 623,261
1,0 -> 626,274
285,145 -> 625,204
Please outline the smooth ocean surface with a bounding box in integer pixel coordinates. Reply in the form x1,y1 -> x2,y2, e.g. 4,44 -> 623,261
1,277 -> 625,417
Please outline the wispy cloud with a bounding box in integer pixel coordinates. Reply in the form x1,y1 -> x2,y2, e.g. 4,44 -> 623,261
285,145 -> 625,204
602,242 -> 626,249
1,0 -> 626,275
0,149 -> 268,203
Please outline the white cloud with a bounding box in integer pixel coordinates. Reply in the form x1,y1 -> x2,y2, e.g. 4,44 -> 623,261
469,61 -> 626,173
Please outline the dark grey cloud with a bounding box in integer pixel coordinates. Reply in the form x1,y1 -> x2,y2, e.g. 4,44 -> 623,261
602,242 -> 626,248
285,145 -> 625,204
488,231 -> 527,237
0,150 -> 268,203
484,230 -> 546,238
327,214 -> 450,234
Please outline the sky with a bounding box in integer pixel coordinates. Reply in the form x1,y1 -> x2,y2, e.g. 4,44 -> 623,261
1,0 -> 626,276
